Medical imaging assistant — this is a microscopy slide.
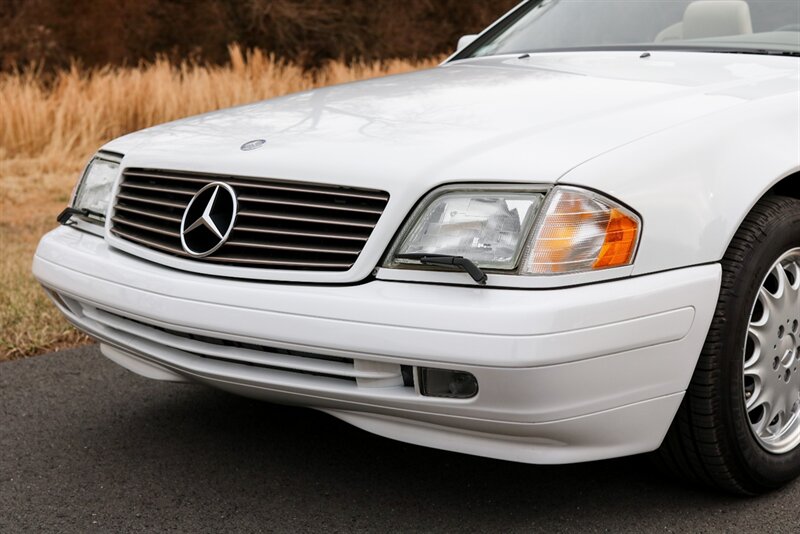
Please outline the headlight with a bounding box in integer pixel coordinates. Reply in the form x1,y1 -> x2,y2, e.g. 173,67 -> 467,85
71,155 -> 120,223
386,185 -> 545,270
384,185 -> 640,278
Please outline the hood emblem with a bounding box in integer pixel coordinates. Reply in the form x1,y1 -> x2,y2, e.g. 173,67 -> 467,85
180,182 -> 238,257
240,139 -> 266,151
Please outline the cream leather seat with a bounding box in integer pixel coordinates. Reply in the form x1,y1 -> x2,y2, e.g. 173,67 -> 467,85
655,0 -> 754,43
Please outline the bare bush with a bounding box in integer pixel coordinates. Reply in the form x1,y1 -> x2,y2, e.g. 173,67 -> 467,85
0,0 -> 518,70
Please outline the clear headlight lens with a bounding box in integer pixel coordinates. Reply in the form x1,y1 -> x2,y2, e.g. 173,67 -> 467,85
519,188 -> 640,275
72,156 -> 120,222
385,185 -> 640,277
389,187 -> 544,269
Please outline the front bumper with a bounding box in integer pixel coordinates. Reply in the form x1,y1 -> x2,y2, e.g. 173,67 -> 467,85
34,226 -> 721,464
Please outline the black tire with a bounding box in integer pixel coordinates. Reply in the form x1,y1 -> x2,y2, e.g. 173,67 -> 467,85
658,195 -> 800,495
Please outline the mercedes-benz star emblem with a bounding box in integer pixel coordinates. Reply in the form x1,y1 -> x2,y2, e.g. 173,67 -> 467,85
180,182 -> 238,257
240,139 -> 266,151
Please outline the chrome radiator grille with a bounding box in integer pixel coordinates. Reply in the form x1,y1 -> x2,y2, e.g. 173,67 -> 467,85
110,169 -> 389,271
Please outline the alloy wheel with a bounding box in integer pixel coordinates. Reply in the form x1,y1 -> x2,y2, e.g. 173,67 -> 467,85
743,248 -> 800,454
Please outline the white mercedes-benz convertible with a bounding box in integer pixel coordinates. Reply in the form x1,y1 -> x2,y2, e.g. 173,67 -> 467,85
33,0 -> 799,494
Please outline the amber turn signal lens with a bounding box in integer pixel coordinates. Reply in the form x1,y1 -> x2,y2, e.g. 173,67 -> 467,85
594,208 -> 639,269
520,188 -> 640,275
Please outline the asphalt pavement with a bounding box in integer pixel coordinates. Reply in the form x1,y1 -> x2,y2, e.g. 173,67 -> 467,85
2,346 -> 799,533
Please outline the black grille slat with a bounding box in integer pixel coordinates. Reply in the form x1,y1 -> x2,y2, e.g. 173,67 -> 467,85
115,205 -> 183,224
230,181 -> 389,202
120,182 -> 196,196
235,225 -> 369,242
111,168 -> 388,271
236,210 -> 377,229
203,256 -> 355,269
117,192 -> 189,210
111,216 -> 181,238
112,227 -> 186,255
236,195 -> 385,215
225,240 -> 362,256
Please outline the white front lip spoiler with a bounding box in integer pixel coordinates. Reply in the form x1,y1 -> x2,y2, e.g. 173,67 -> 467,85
33,226 -> 722,464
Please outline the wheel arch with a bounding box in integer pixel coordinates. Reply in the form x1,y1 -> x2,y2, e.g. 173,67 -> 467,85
767,170 -> 800,201
719,168 -> 800,264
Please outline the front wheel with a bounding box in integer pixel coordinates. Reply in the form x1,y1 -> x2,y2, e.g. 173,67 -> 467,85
659,195 -> 800,494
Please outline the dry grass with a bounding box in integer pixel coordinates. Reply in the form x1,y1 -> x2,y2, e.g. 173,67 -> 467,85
0,46 -> 439,360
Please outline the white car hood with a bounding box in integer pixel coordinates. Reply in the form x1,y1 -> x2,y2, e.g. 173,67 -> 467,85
107,51 -> 796,193
103,51 -> 798,284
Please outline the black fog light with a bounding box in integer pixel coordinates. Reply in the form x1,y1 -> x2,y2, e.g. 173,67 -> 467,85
418,368 -> 478,399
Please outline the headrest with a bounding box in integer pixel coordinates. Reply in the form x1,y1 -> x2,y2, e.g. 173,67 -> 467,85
682,0 -> 753,39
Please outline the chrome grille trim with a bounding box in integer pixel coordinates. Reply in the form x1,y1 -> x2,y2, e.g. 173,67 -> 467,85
123,170 -> 390,200
111,168 -> 389,271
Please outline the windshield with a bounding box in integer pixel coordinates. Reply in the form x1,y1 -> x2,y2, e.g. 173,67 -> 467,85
458,0 -> 800,58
